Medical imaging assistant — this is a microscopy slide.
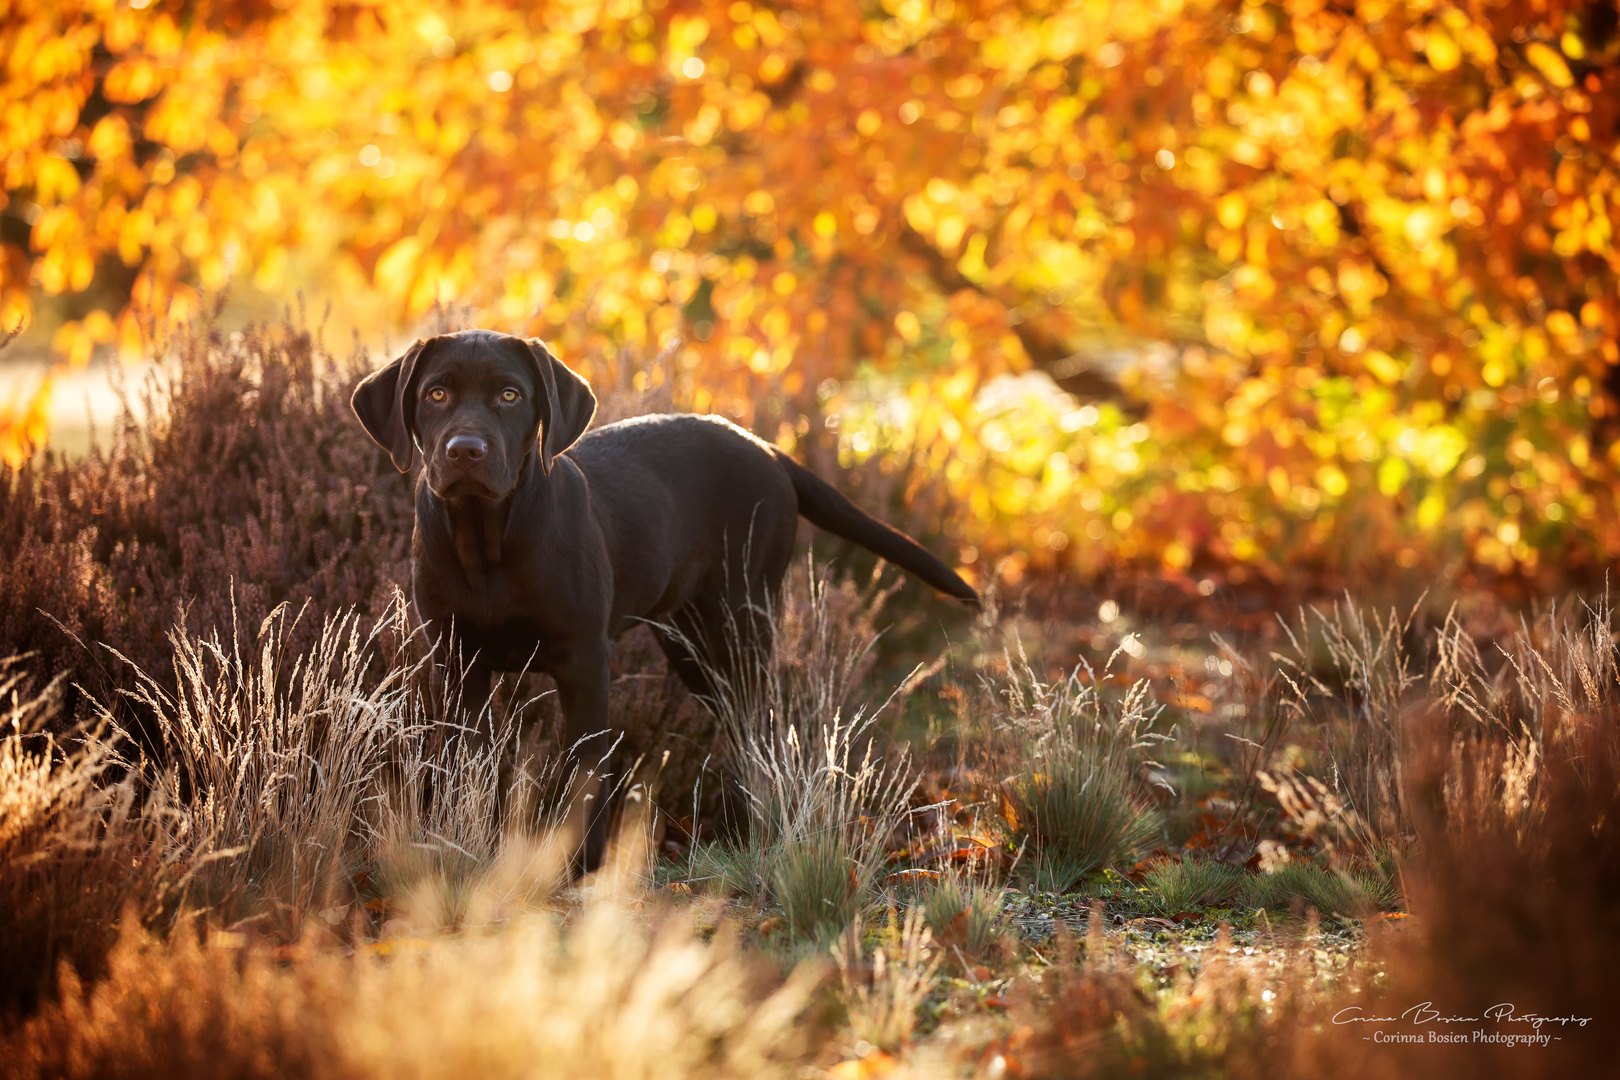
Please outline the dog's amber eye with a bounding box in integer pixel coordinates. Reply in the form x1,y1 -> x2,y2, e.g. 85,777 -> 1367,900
501,388 -> 520,403
428,387 -> 447,403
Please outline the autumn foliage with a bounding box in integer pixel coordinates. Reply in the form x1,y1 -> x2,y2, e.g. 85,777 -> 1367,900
3,0 -> 1618,586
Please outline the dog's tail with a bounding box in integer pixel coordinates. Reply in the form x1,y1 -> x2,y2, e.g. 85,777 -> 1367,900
774,449 -> 981,608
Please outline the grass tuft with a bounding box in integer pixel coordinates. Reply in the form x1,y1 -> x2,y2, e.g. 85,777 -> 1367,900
918,870 -> 1005,955
1143,855 -> 1244,913
1242,860 -> 1366,918
997,652 -> 1166,893
773,830 -> 863,939
667,561 -> 917,938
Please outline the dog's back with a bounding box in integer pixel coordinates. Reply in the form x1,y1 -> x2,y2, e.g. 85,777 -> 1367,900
569,414 -> 800,622
570,412 -> 977,613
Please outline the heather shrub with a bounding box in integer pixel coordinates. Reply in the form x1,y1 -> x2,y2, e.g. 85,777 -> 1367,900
0,317 -> 416,738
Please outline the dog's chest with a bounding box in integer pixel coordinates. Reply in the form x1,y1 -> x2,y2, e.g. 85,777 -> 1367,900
415,583 -> 577,671
463,616 -> 573,672
412,547 -> 596,674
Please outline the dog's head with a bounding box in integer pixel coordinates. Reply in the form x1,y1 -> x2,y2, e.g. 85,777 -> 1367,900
351,329 -> 597,499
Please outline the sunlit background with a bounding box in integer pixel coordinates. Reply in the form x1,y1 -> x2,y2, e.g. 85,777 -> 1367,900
4,0 -> 1617,590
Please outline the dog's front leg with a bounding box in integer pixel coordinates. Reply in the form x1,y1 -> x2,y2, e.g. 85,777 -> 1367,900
449,659 -> 493,760
555,640 -> 614,874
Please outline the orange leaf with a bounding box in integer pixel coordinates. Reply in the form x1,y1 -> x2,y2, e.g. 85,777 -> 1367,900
882,868 -> 941,888
828,1051 -> 896,1079
359,937 -> 431,958
936,909 -> 970,947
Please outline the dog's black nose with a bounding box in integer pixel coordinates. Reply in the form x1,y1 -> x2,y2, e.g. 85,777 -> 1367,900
446,435 -> 487,463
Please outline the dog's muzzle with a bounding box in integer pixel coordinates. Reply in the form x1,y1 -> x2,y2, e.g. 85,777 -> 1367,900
446,434 -> 488,465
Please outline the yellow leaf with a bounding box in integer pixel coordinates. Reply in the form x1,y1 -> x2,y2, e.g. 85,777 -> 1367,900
359,937 -> 432,958
103,59 -> 162,102
828,1051 -> 896,1079
1525,42 -> 1574,88
0,378 -> 51,468
1364,351 -> 1405,384
1425,28 -> 1461,72
1545,310 -> 1578,337
375,236 -> 425,296
1215,192 -> 1247,230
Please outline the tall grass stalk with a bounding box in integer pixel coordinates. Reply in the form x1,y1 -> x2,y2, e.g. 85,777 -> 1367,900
662,560 -> 918,930
1432,593 -> 1620,839
0,661 -> 189,1012
997,649 -> 1167,893
109,597 -> 429,927
1275,597 -> 1422,844
835,906 -> 940,1052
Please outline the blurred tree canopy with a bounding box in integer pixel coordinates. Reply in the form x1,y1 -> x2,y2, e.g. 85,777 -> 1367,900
3,0 -> 1618,588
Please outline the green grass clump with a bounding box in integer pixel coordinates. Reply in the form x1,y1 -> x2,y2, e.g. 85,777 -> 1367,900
1243,861 -> 1366,918
1350,866 -> 1403,911
772,832 -> 863,938
1000,662 -> 1167,895
1347,842 -> 1406,910
1012,768 -> 1161,894
919,873 -> 1004,954
1143,856 -> 1244,913
686,840 -> 769,904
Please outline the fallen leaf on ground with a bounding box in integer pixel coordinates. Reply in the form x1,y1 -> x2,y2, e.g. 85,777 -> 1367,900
359,937 -> 431,958
998,782 -> 1020,832
935,909 -> 970,946
882,868 -> 941,887
828,1051 -> 896,1079
1127,854 -> 1173,881
1368,912 -> 1412,925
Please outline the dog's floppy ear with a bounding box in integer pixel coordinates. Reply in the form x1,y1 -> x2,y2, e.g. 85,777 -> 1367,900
523,338 -> 596,474
352,338 -> 432,473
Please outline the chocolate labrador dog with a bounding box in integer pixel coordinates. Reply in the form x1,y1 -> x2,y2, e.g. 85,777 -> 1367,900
352,329 -> 977,867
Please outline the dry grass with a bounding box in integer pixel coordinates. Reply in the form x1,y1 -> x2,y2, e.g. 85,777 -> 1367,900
6,880 -> 824,1080
3,574 -> 1614,1079
673,559 -> 919,934
835,906 -> 940,1053
1,318 -> 1614,1078
996,649 -> 1168,892
0,316 -> 416,744
0,662 -> 187,1014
